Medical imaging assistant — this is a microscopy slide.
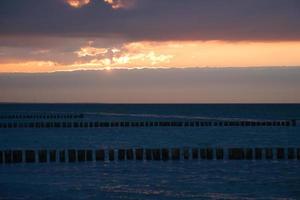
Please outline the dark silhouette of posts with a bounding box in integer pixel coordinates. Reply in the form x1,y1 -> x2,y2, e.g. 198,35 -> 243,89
126,149 -> 134,160
86,150 -> 93,161
145,149 -> 152,160
135,149 -> 144,160
245,148 -> 253,160
109,149 -> 115,161
68,150 -> 76,162
276,148 -> 285,160
171,148 -> 180,160
192,148 -> 199,160
25,150 -> 35,163
13,150 -> 23,163
200,148 -> 206,159
255,148 -> 262,160
38,150 -> 47,163
183,148 -> 189,160
216,148 -> 224,160
59,150 -> 66,162
96,149 -> 105,161
77,150 -> 85,162
2,147 -> 300,164
206,148 -> 213,160
0,119 -> 298,129
152,149 -> 161,161
288,148 -> 295,160
229,148 -> 244,160
0,151 -> 3,164
4,150 -> 12,164
162,148 -> 169,161
118,149 -> 125,161
265,148 -> 273,160
49,150 -> 56,162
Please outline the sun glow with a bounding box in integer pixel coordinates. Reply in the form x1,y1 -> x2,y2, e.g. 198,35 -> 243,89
1,41 -> 300,73
66,0 -> 90,8
103,0 -> 136,9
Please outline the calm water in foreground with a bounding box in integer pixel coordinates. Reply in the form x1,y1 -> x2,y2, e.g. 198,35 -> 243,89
0,104 -> 300,200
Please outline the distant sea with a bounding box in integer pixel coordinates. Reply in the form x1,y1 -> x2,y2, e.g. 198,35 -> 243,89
0,104 -> 300,200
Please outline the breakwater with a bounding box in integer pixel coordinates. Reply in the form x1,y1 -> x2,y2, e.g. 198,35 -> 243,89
0,119 -> 297,129
1,147 -> 299,164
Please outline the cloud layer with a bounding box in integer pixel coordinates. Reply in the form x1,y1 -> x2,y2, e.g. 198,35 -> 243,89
1,0 -> 300,41
1,40 -> 300,73
1,67 -> 299,103
66,0 -> 90,8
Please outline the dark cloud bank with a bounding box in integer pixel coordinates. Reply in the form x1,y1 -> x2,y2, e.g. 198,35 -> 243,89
1,0 -> 300,41
1,67 -> 299,103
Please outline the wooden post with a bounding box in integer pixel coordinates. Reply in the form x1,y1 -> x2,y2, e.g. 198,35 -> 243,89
126,149 -> 134,160
96,149 -> 105,161
171,148 -> 180,160
255,148 -> 262,160
4,150 -> 12,164
288,148 -> 295,160
38,150 -> 47,163
77,150 -> 86,162
109,149 -> 115,161
118,149 -> 125,161
49,150 -> 56,162
276,148 -> 285,160
0,151 -> 3,164
86,150 -> 93,161
200,149 -> 206,159
192,148 -> 199,160
59,150 -> 65,162
183,148 -> 189,160
25,150 -> 36,163
229,148 -> 244,160
67,150 -> 76,162
206,148 -> 213,160
162,148 -> 169,161
145,149 -> 152,160
216,148 -> 224,160
135,148 -> 144,160
152,149 -> 161,161
245,148 -> 253,160
265,148 -> 273,160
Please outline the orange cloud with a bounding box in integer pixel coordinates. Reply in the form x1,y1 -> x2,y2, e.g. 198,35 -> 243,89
1,41 -> 300,73
103,0 -> 136,9
0,61 -> 61,73
75,46 -> 108,57
110,52 -> 173,65
71,51 -> 173,70
66,0 -> 90,8
65,0 -> 136,9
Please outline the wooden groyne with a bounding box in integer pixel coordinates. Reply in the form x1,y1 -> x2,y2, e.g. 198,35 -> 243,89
1,147 -> 299,164
0,113 -> 84,120
0,119 -> 297,129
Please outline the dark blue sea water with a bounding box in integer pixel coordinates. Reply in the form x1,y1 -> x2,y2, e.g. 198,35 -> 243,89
0,104 -> 300,200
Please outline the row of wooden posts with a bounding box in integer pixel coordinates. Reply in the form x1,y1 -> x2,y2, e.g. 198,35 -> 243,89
0,114 -> 84,120
1,147 -> 300,164
0,120 -> 296,129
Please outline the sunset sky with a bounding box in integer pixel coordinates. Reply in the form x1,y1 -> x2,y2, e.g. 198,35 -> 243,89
0,0 -> 300,102
1,0 -> 300,72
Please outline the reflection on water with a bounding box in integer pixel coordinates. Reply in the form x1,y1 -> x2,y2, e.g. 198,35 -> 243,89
1,161 -> 300,199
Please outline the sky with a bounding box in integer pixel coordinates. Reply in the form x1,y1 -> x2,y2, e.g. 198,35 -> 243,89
1,0 -> 300,72
1,68 -> 300,103
0,0 -> 300,102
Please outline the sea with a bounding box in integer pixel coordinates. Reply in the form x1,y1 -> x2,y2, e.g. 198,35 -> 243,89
0,104 -> 300,200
